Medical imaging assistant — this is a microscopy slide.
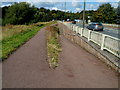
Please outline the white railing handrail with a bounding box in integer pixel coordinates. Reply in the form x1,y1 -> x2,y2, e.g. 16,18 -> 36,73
58,21 -> 120,58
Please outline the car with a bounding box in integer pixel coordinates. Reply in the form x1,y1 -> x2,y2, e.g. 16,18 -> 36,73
72,21 -> 76,24
86,22 -> 104,31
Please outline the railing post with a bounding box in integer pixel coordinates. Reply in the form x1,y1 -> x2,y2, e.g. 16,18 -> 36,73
81,28 -> 83,37
77,27 -> 79,34
78,27 -> 81,35
101,34 -> 106,50
88,30 -> 91,41
76,26 -> 78,33
71,25 -> 72,31
75,26 -> 77,32
74,25 -> 76,32
73,25 -> 75,31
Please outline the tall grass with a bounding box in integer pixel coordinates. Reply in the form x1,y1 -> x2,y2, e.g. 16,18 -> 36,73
1,21 -> 57,60
2,22 -> 48,40
46,25 -> 61,68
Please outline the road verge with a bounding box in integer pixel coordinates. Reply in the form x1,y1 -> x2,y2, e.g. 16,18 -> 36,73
1,21 -> 57,60
46,25 -> 62,69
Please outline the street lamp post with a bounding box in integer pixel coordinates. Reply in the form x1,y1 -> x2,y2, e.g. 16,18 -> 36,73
65,0 -> 66,21
83,0 -> 86,29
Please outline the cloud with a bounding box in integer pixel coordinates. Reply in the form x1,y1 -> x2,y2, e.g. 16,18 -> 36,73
32,2 -> 55,8
72,0 -> 79,7
111,2 -> 118,8
0,0 -> 119,2
0,2 -> 15,7
0,0 -> 64,2
1,0 -> 15,2
1,0 -> 119,13
76,8 -> 81,11
72,0 -> 82,8
51,7 -> 58,10
71,0 -> 119,3
0,4 -> 12,7
95,0 -> 119,2
86,3 -> 100,10
72,0 -> 78,5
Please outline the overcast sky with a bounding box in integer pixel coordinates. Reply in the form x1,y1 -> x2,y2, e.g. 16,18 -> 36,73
0,0 -> 119,12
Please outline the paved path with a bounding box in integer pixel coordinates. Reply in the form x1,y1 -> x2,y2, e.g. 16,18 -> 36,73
2,26 -> 118,88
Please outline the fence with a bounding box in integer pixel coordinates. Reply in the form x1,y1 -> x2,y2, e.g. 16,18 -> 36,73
58,21 -> 120,58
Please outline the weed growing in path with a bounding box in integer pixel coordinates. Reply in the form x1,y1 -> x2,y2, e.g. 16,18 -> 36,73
46,25 -> 62,69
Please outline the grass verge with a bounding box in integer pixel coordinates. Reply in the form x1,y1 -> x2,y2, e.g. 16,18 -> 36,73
1,21 -> 57,60
46,25 -> 62,69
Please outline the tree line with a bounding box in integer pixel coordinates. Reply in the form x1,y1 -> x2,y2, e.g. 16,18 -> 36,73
1,2 -> 119,26
1,2 -> 79,25
79,3 -> 119,24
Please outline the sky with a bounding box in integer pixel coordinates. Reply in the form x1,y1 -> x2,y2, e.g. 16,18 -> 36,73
0,0 -> 119,12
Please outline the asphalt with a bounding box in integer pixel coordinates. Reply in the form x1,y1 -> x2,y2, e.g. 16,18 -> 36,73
2,26 -> 118,88
76,22 -> 119,39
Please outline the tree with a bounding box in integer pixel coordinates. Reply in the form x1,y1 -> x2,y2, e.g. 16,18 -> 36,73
3,2 -> 36,25
79,3 -> 117,24
116,1 -> 120,24
94,3 -> 117,23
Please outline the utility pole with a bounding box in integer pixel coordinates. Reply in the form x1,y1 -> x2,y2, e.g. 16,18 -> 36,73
83,0 -> 86,28
62,3 -> 63,21
65,0 -> 66,12
65,0 -> 66,21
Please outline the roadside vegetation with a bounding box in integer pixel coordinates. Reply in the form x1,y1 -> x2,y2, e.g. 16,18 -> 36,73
1,21 -> 57,60
1,2 -> 119,26
46,25 -> 62,69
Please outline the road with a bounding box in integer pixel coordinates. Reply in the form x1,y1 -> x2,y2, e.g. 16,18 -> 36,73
2,26 -> 118,88
76,22 -> 119,39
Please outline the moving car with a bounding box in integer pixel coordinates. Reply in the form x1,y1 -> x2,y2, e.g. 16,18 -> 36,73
72,20 -> 76,24
86,22 -> 104,31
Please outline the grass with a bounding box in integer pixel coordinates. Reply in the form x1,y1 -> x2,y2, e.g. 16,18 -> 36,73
1,22 -> 53,40
46,25 -> 62,69
1,21 -> 57,60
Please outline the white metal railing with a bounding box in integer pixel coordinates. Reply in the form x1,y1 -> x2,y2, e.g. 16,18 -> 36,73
82,28 -> 89,38
90,31 -> 102,46
58,21 -> 120,58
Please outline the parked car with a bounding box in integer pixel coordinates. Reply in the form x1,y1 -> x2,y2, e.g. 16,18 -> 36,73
86,22 -> 104,31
